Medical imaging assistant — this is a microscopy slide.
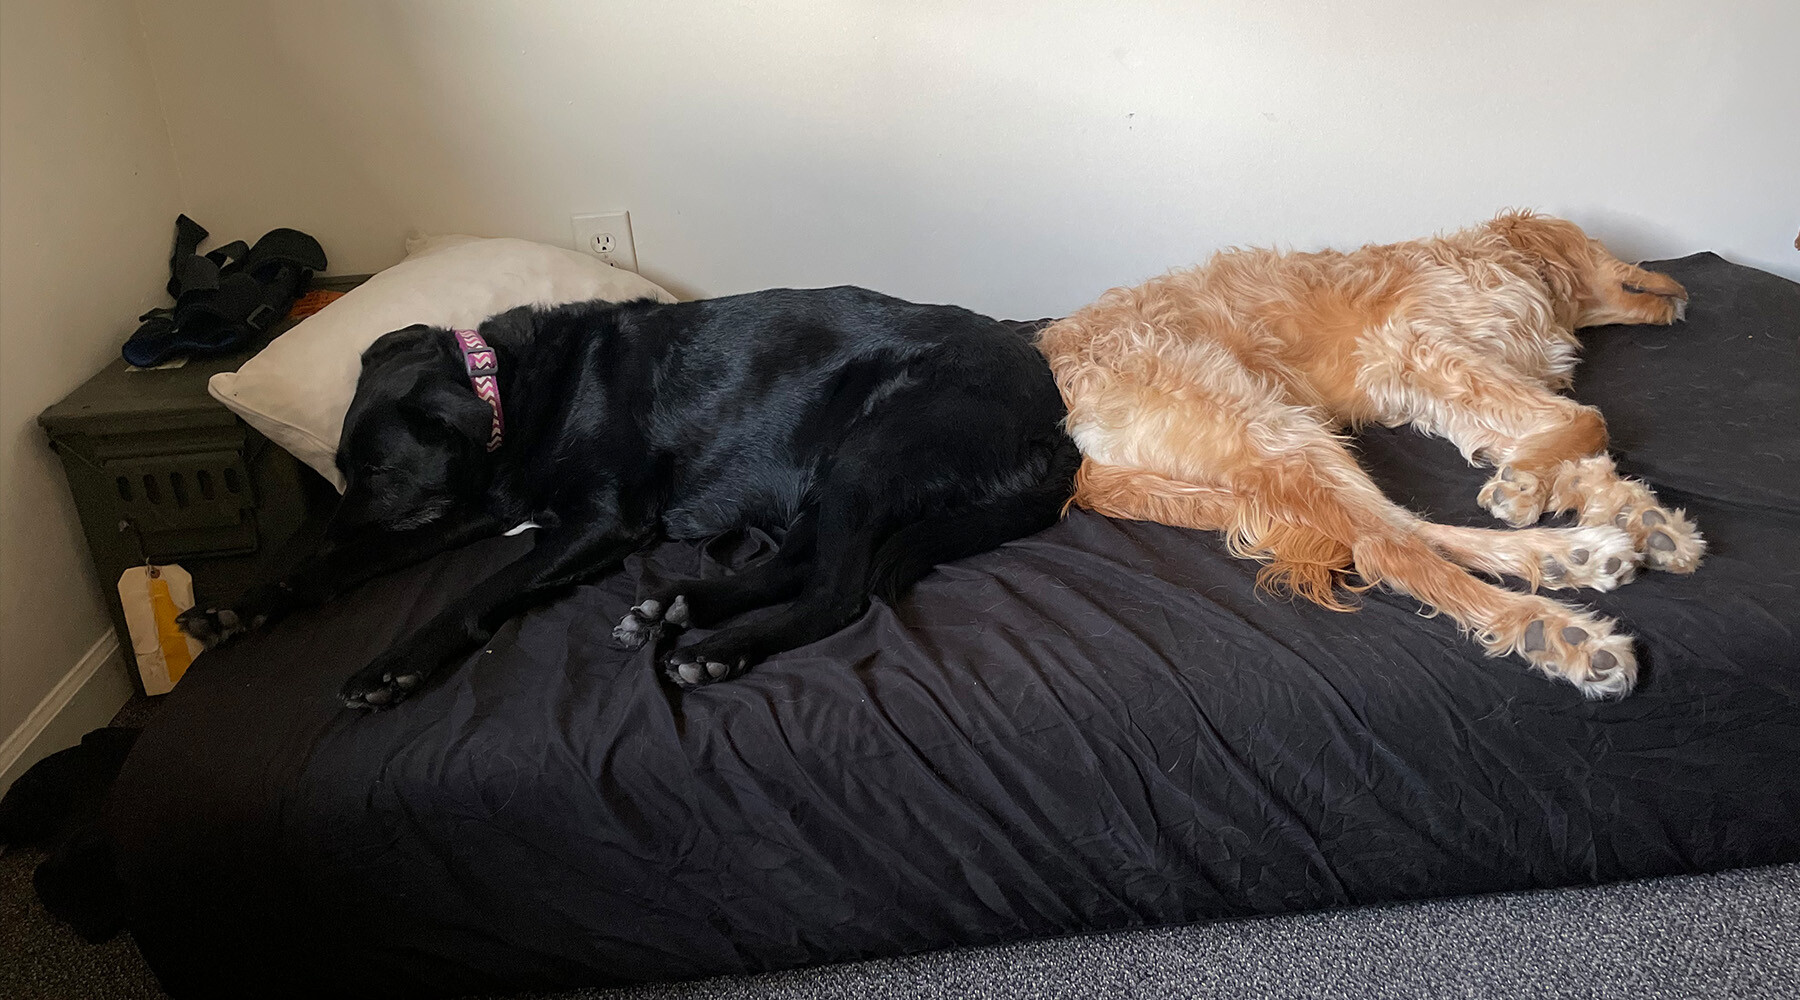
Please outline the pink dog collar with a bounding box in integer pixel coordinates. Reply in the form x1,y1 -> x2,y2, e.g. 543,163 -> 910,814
453,329 -> 505,451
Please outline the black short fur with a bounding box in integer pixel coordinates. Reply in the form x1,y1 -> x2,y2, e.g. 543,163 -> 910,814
179,287 -> 1079,707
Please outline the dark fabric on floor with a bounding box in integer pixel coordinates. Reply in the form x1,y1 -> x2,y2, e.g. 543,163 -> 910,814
1,847 -> 166,1000
108,254 -> 1800,999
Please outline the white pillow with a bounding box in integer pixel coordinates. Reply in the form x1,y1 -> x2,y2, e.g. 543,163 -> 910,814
209,234 -> 675,490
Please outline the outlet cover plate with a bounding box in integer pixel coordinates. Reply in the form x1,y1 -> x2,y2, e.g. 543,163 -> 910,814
571,212 -> 637,271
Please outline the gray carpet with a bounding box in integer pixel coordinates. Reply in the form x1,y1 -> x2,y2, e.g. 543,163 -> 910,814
514,865 -> 1800,1000
4,847 -> 1794,1000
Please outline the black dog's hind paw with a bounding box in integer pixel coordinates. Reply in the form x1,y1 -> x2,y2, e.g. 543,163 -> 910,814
612,595 -> 690,650
176,606 -> 263,648
660,646 -> 749,690
339,661 -> 426,710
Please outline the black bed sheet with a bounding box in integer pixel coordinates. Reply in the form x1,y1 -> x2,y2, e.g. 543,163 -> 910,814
109,253 -> 1800,999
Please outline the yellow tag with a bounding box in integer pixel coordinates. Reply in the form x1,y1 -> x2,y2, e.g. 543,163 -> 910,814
118,565 -> 204,694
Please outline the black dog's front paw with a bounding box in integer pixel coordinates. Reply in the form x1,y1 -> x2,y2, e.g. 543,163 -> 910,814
339,660 -> 427,710
660,646 -> 749,690
612,595 -> 689,650
176,606 -> 263,648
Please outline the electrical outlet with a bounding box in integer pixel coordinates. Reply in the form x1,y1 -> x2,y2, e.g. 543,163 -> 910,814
570,212 -> 637,271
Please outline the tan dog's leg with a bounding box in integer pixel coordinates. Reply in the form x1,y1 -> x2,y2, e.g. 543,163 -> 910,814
1375,347 -> 1704,573
1412,521 -> 1637,592
1079,464 -> 1638,593
1069,345 -> 1637,696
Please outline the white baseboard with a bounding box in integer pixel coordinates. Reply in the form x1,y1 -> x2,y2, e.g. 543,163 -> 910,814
0,630 -> 134,797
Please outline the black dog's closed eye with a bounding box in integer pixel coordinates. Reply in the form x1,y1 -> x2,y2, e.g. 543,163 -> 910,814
180,287 -> 1079,709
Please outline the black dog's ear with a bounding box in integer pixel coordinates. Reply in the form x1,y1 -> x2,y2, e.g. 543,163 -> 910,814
407,377 -> 495,449
360,324 -> 438,368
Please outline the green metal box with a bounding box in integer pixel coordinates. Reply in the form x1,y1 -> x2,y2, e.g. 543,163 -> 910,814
38,276 -> 363,692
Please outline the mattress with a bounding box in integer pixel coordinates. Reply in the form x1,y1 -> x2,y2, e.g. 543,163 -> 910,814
108,253 -> 1800,999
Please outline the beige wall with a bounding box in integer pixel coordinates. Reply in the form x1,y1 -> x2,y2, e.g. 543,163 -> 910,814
135,0 -> 1798,319
1,0 -> 184,744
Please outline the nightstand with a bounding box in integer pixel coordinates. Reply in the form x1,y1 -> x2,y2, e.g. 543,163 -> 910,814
38,276 -> 363,692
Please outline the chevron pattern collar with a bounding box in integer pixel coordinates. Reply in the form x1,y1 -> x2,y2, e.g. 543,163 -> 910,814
453,329 -> 505,451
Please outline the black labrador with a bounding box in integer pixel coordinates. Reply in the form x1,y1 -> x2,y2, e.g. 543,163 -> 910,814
179,286 -> 1079,707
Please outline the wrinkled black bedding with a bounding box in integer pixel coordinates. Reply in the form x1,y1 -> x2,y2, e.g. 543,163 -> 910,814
109,254 -> 1800,999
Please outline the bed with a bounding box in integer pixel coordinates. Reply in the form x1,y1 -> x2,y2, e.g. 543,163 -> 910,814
108,252 -> 1800,999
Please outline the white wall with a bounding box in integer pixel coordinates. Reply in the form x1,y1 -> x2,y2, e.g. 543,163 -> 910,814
0,0 -> 185,769
135,0 -> 1797,318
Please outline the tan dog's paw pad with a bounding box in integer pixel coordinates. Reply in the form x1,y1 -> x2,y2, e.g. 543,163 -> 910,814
1512,613 -> 1637,698
1612,505 -> 1706,574
1539,526 -> 1639,592
1479,467 -> 1547,526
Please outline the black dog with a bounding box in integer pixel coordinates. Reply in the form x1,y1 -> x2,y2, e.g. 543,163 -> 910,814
179,287 -> 1079,707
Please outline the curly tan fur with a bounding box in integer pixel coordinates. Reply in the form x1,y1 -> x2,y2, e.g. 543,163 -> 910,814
1039,211 -> 1705,697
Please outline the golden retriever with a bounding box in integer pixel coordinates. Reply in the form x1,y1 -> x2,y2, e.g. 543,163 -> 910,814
1038,211 -> 1703,697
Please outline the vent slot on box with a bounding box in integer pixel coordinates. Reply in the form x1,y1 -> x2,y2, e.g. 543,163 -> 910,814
104,451 -> 254,532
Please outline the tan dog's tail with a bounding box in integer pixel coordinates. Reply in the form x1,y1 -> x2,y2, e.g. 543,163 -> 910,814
1071,461 -> 1358,611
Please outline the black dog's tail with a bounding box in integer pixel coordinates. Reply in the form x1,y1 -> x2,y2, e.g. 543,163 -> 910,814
866,438 -> 1081,603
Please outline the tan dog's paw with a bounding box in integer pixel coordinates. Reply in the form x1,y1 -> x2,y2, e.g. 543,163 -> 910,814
1611,504 -> 1706,574
1479,467 -> 1547,526
1494,605 -> 1637,699
1557,456 -> 1706,574
1620,271 -> 1689,324
1539,526 -> 1639,592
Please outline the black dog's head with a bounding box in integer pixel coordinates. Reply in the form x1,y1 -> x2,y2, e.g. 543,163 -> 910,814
334,324 -> 497,532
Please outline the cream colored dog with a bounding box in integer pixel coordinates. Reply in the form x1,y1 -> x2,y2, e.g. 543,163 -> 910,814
1039,211 -> 1703,697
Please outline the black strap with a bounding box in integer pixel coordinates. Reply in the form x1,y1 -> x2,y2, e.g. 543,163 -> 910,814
206,240 -> 250,272
164,215 -> 211,298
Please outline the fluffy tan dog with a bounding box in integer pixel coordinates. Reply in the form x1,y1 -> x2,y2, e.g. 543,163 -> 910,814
1038,211 -> 1704,697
